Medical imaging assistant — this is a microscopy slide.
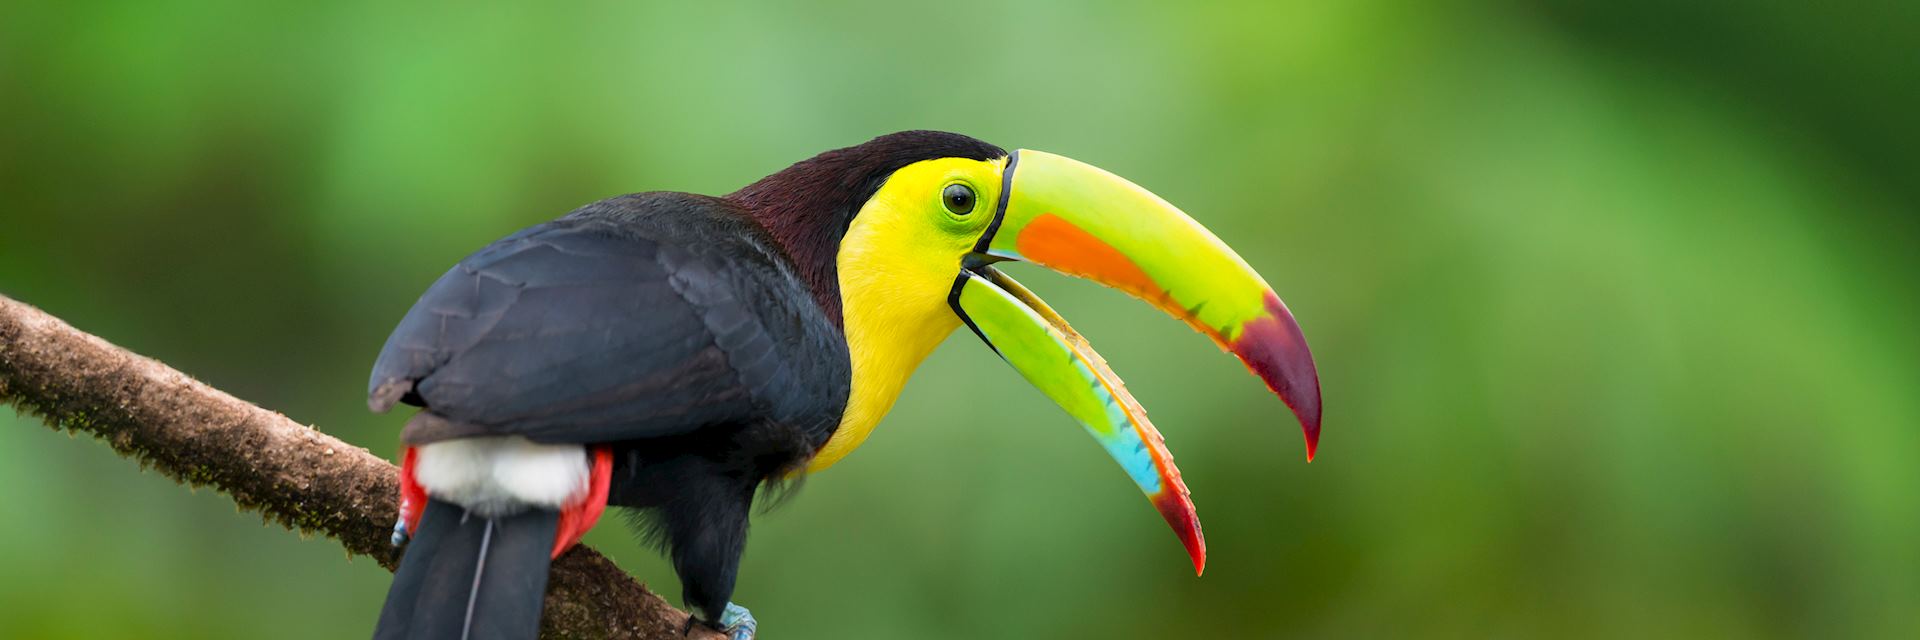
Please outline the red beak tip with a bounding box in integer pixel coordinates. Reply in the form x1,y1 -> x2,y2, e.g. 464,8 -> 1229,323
1235,292 -> 1323,466
1185,538 -> 1207,576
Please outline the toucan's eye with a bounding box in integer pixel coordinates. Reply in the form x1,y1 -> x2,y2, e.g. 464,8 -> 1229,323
942,183 -> 976,216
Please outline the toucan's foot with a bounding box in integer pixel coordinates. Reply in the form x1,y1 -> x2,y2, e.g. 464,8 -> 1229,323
390,516 -> 409,547
718,602 -> 756,640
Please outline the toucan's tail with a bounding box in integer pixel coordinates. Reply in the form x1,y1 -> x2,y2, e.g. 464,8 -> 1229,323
374,499 -> 558,640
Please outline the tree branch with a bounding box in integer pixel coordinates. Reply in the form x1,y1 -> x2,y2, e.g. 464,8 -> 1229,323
0,293 -> 721,640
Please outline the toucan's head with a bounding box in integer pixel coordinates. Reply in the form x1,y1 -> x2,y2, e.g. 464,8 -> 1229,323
731,131 -> 1321,575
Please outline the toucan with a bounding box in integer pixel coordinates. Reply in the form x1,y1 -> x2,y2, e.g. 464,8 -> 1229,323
366,131 -> 1321,639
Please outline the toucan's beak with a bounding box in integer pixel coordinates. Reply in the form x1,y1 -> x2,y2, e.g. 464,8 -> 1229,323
949,149 -> 1323,575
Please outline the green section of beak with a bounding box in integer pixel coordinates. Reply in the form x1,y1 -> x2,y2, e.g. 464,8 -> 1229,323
982,150 -> 1269,335
949,266 -> 1205,574
977,149 -> 1323,459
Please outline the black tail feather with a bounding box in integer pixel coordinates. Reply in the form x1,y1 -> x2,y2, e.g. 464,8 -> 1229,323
374,499 -> 557,640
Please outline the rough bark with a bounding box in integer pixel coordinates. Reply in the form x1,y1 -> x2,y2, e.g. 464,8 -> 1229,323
0,293 -> 722,640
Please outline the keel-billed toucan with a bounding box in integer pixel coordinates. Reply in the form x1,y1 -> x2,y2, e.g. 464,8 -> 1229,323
366,131 -> 1321,639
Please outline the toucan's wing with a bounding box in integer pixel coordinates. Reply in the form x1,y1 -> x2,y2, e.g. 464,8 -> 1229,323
368,196 -> 831,444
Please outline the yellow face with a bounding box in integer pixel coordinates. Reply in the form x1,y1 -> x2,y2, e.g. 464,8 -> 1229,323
807,156 -> 1007,471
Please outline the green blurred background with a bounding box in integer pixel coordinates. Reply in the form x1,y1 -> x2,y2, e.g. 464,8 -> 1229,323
3,1 -> 1916,638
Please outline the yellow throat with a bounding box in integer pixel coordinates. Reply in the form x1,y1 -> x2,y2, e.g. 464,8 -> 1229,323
805,157 -> 1001,471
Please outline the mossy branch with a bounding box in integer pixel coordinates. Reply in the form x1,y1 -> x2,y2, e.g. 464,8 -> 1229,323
0,293 -> 722,640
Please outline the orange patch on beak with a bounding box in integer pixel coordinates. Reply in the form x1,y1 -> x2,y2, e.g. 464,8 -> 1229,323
1014,213 -> 1233,345
1015,213 -> 1175,309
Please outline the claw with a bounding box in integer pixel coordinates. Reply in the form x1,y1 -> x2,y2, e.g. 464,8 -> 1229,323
390,517 -> 410,547
719,602 -> 756,640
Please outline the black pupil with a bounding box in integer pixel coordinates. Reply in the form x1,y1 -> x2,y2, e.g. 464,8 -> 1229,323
943,184 -> 975,215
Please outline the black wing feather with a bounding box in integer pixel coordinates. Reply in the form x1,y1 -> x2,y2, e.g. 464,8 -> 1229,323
368,193 -> 844,445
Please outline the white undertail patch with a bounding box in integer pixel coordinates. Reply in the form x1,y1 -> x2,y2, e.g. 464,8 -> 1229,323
415,436 -> 589,517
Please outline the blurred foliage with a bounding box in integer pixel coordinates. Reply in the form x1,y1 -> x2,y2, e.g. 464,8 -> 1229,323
2,1 -> 1916,638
